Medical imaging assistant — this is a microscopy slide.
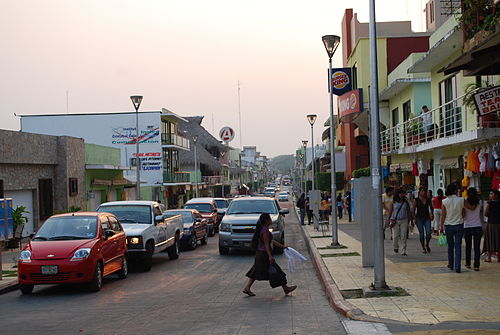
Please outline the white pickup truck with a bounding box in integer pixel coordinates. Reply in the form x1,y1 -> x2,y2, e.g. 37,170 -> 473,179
97,201 -> 184,271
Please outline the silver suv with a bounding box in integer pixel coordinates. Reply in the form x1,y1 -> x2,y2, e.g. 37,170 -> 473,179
218,197 -> 289,255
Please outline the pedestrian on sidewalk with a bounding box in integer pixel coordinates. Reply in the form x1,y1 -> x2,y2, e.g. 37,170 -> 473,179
336,193 -> 343,220
320,195 -> 329,222
463,187 -> 482,271
382,187 -> 394,240
243,213 -> 297,297
484,190 -> 500,262
413,187 -> 434,254
306,197 -> 313,225
345,191 -> 352,222
432,189 -> 446,235
387,188 -> 413,255
296,193 -> 306,225
440,183 -> 465,273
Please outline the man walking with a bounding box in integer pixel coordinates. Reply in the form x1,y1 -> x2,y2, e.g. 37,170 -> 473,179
296,193 -> 306,225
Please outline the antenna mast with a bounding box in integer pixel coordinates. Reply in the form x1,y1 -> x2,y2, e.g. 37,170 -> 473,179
238,80 -> 242,149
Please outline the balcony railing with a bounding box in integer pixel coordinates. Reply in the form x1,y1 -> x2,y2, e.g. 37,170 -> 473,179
163,171 -> 191,184
381,92 -> 500,154
202,176 -> 226,185
161,133 -> 190,150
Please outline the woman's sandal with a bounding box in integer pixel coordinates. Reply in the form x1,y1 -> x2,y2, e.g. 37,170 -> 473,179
242,289 -> 256,296
284,285 -> 297,295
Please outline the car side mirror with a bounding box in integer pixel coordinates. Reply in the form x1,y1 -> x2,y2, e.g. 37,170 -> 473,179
279,209 -> 290,216
217,209 -> 227,216
155,215 -> 164,224
104,229 -> 115,239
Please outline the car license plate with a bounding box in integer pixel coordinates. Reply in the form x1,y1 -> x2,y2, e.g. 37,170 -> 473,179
41,265 -> 58,275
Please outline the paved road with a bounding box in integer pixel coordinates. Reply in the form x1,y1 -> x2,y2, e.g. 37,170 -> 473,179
0,199 -> 347,335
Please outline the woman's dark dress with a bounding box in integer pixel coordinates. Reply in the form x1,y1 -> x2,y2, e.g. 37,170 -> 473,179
484,200 -> 500,252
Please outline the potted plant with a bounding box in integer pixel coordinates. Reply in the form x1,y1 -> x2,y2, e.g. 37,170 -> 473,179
7,206 -> 30,249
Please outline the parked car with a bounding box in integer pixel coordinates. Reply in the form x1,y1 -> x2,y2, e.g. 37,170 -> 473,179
18,212 -> 128,294
218,197 -> 289,255
214,198 -> 229,224
184,198 -> 219,236
278,192 -> 289,202
164,209 -> 208,250
97,201 -> 183,271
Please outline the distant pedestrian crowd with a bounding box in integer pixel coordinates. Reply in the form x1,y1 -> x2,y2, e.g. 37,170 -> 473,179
296,191 -> 352,226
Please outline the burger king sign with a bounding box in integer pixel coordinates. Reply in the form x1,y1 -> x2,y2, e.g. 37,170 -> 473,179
329,67 -> 352,96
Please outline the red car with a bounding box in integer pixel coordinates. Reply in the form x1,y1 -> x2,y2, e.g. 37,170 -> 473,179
18,212 -> 128,294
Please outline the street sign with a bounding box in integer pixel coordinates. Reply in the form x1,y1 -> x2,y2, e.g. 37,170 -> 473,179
219,127 -> 235,143
328,67 -> 352,96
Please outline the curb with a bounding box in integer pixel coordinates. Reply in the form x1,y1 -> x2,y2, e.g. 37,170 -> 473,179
0,278 -> 19,295
292,197 -> 394,323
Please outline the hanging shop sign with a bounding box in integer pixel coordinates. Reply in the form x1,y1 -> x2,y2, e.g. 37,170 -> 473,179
389,164 -> 400,173
399,162 -> 413,172
328,68 -> 352,96
339,88 -> 364,123
440,157 -> 460,169
219,126 -> 235,143
474,85 -> 500,116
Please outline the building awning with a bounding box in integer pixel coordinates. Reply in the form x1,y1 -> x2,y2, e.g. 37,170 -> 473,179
408,27 -> 462,73
379,78 -> 430,100
439,30 -> 500,76
440,157 -> 460,169
86,164 -> 134,170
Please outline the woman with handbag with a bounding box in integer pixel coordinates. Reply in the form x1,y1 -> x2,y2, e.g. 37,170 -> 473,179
463,187 -> 482,271
387,189 -> 413,256
243,213 -> 297,296
413,187 -> 434,253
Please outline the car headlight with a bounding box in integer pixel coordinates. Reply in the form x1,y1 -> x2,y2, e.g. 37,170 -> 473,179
19,250 -> 32,263
129,237 -> 141,244
220,222 -> 231,232
71,248 -> 91,261
269,222 -> 279,232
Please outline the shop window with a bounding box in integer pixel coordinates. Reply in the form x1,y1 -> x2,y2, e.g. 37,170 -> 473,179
69,178 -> 78,196
391,108 -> 399,128
403,100 -> 411,121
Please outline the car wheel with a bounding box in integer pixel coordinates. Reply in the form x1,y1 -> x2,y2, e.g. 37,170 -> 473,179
88,263 -> 103,292
168,236 -> 180,260
117,256 -> 128,279
200,231 -> 208,245
219,244 -> 229,255
188,233 -> 197,250
20,284 -> 34,295
142,242 -> 154,272
273,236 -> 285,255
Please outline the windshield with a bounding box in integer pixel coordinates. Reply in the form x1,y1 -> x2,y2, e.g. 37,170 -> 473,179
227,200 -> 278,215
184,203 -> 212,213
165,211 -> 192,223
97,205 -> 151,224
34,216 -> 98,240
215,200 -> 227,209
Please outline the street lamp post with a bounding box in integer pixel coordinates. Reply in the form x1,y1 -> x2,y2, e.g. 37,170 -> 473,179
369,0 -> 387,290
302,140 -> 308,195
306,115 -> 317,191
130,95 -> 143,200
322,34 -> 341,247
193,135 -> 199,198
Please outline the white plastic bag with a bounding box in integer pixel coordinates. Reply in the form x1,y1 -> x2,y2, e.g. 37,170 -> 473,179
284,247 -> 307,273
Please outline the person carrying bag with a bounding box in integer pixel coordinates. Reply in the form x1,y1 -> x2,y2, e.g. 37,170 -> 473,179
387,189 -> 413,256
243,213 -> 297,296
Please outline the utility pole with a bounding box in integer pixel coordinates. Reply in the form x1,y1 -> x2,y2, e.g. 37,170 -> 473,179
369,0 -> 387,290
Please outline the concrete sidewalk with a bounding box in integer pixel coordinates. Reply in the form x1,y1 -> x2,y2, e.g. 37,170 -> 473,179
303,217 -> 500,324
0,249 -> 20,294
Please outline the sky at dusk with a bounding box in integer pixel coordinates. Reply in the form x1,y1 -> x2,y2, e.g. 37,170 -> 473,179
1,0 -> 427,157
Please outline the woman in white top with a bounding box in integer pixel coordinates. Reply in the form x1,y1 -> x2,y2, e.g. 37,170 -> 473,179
440,183 -> 465,273
463,187 -> 482,271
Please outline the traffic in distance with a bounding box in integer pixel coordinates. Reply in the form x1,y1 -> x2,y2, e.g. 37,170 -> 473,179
16,176 -> 292,294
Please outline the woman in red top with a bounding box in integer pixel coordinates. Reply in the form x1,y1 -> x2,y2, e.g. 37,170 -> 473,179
432,189 -> 446,235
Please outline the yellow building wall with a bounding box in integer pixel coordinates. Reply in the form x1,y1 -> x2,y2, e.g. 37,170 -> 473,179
347,38 -> 388,104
